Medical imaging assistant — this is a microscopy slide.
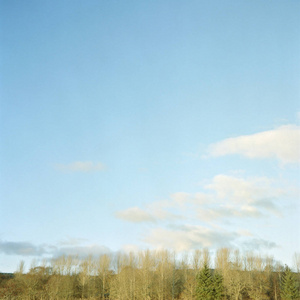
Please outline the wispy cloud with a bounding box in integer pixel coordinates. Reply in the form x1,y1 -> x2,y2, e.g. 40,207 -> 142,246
169,192 -> 213,206
113,173 -> 293,252
242,238 -> 277,250
143,225 -> 278,252
207,125 -> 300,164
202,174 -> 284,219
115,207 -> 157,223
58,237 -> 88,247
197,205 -> 263,222
110,162 -> 300,256
144,225 -> 238,251
53,244 -> 111,258
115,206 -> 180,223
116,174 -> 287,224
55,161 -> 106,172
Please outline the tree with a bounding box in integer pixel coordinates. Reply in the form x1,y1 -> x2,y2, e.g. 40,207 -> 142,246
245,254 -> 270,300
181,250 -> 203,300
222,249 -> 247,300
155,250 -> 174,300
196,263 -> 214,300
213,271 -> 224,300
97,254 -> 111,299
281,265 -> 299,300
137,250 -> 154,300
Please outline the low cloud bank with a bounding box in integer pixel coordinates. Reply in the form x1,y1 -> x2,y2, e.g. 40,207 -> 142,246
0,240 -> 111,258
0,241 -> 46,256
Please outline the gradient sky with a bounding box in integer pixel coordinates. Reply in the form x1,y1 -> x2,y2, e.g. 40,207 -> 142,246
1,0 -> 300,272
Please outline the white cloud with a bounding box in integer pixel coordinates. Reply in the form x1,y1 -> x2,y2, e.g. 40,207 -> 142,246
237,230 -> 253,237
115,207 -> 157,223
206,175 -> 283,204
197,205 -> 263,222
115,204 -> 182,224
208,125 -> 300,164
206,175 -> 269,202
114,173 -> 294,254
55,161 -> 105,172
170,192 -> 213,206
197,174 -> 285,220
144,225 -> 238,251
144,225 -> 278,252
116,174 -> 287,225
177,175 -> 284,221
121,244 -> 141,254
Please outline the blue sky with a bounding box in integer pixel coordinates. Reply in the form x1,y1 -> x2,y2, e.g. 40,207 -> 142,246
1,0 -> 299,272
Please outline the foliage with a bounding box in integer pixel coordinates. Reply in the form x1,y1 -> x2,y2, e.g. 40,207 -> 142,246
213,271 -> 224,300
0,249 -> 299,300
281,265 -> 299,300
196,263 -> 214,300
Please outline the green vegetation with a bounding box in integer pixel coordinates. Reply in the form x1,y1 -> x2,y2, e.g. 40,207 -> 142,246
0,248 -> 299,299
196,263 -> 214,299
281,266 -> 299,300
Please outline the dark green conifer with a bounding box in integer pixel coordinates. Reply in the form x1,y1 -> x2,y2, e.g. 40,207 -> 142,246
196,263 -> 214,300
213,271 -> 224,300
281,265 -> 299,300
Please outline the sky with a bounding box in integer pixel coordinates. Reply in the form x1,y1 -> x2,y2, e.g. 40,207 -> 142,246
0,0 -> 300,273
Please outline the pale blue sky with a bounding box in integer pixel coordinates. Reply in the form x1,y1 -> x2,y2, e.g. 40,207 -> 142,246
1,0 -> 299,272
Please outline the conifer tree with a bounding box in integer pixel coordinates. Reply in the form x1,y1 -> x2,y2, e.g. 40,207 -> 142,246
213,271 -> 224,300
281,265 -> 299,300
196,263 -> 214,300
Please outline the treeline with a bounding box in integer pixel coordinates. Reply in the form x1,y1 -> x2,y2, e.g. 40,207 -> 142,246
0,248 -> 299,299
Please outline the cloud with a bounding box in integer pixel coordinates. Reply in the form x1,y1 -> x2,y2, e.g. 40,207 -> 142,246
58,237 -> 88,246
169,192 -> 213,206
121,244 -> 141,254
0,239 -> 111,259
254,199 -> 283,217
115,192 -> 212,224
206,174 -> 283,207
202,174 -> 284,219
144,225 -> 277,253
207,125 -> 300,164
53,244 -> 111,258
179,175 -> 285,219
144,225 -> 239,251
242,238 -> 278,250
113,173 -> 293,253
115,207 -> 157,223
115,205 -> 182,223
237,230 -> 253,237
197,205 -> 263,222
206,175 -> 276,203
116,174 -> 287,225
0,241 -> 47,256
55,161 -> 105,172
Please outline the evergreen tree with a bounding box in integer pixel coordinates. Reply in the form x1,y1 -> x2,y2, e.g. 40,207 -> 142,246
281,265 -> 299,300
213,271 -> 224,300
196,263 -> 214,300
